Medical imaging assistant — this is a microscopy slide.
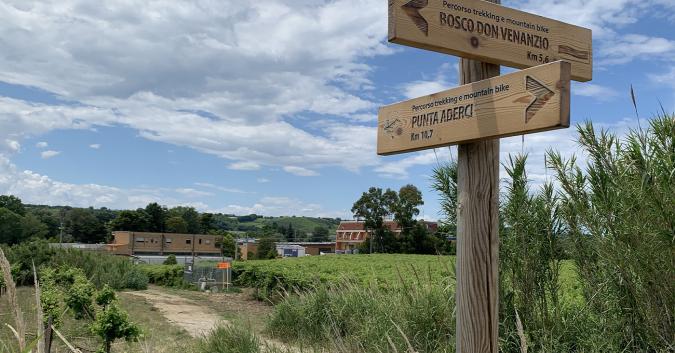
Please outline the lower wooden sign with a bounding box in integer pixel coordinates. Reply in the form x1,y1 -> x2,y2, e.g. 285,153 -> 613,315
377,60 -> 570,155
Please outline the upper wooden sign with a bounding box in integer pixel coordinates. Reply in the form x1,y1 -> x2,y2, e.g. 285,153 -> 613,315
377,61 -> 570,155
389,0 -> 592,82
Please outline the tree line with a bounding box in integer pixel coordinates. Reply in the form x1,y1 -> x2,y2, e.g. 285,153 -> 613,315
351,184 -> 455,255
0,197 -> 338,246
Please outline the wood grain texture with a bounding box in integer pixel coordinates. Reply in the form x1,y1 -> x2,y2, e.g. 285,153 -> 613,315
389,0 -> 592,81
456,5 -> 500,351
377,61 -> 571,155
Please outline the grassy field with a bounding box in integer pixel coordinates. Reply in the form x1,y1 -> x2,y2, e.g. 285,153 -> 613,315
233,254 -> 455,295
233,254 -> 582,303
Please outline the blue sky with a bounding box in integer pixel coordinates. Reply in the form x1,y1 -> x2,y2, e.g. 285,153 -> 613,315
0,0 -> 673,219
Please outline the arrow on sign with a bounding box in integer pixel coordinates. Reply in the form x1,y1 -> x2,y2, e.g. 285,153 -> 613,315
402,0 -> 428,36
525,76 -> 555,123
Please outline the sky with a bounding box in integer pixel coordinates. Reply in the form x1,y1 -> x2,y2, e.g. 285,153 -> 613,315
0,0 -> 674,220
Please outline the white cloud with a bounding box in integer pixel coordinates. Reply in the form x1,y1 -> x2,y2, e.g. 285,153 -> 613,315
89,144 -> 101,149
40,150 -> 60,159
283,166 -> 319,177
5,140 -> 20,152
0,0 -> 391,176
599,34 -> 675,65
649,66 -> 675,87
194,182 -> 248,194
573,83 -> 619,101
257,178 -> 270,183
513,1 -> 675,67
175,188 -> 214,198
36,141 -> 48,148
217,196 -> 346,218
376,149 -> 452,179
401,63 -> 456,99
228,161 -> 261,171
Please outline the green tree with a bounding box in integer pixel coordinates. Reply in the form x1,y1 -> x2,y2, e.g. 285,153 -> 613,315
110,210 -> 150,232
199,213 -> 215,233
21,213 -> 49,239
311,226 -> 330,242
256,237 -> 277,259
163,254 -> 177,265
144,203 -> 167,232
166,216 -> 188,233
0,207 -> 24,245
285,223 -> 295,241
0,195 -> 26,216
65,208 -> 107,243
351,187 -> 397,253
221,233 -> 236,258
392,184 -> 424,231
169,207 -> 201,233
30,208 -> 61,239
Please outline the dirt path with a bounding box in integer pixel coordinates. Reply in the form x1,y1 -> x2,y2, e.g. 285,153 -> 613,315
126,288 -> 224,337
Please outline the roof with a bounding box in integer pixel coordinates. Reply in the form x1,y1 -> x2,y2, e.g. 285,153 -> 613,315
276,242 -> 336,246
337,220 -> 438,232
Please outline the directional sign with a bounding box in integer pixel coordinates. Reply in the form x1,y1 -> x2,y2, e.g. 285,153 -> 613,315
388,0 -> 592,82
377,61 -> 570,155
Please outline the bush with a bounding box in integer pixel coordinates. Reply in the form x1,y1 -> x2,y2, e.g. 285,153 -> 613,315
4,242 -> 148,290
139,264 -> 186,288
65,273 -> 95,320
91,303 -> 141,353
163,254 -> 177,265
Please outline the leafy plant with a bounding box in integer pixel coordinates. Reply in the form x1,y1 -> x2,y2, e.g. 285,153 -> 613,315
91,303 -> 141,353
65,273 -> 95,320
163,254 -> 178,265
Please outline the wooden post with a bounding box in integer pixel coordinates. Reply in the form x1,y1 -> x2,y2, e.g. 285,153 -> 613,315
456,1 -> 501,351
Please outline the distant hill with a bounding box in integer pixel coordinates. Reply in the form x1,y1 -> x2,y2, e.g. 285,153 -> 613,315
256,216 -> 341,235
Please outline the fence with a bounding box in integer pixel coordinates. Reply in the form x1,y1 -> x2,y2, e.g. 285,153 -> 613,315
183,260 -> 232,292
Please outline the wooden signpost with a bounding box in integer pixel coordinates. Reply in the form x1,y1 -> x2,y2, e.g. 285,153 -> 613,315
388,0 -> 592,82
377,60 -> 571,155
381,0 -> 592,352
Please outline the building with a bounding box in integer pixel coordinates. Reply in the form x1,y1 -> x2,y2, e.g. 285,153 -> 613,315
237,239 -> 258,260
276,242 -> 336,257
107,231 -> 222,257
335,220 -> 437,253
237,239 -> 336,259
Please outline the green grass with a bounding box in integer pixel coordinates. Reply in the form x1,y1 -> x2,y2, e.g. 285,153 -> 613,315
234,254 -> 582,303
234,254 -> 456,298
0,287 -> 199,353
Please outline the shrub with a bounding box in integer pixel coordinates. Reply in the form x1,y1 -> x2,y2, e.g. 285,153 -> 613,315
65,273 -> 95,320
95,285 -> 116,308
163,254 -> 177,265
91,303 -> 141,353
139,264 -> 186,287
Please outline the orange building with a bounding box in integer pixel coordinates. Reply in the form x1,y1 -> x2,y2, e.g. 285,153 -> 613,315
107,231 -> 222,257
335,220 -> 437,252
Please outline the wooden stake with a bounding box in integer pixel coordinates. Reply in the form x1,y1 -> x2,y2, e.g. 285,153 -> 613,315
456,0 -> 501,351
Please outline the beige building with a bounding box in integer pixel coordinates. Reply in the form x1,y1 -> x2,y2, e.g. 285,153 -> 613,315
107,231 -> 222,257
